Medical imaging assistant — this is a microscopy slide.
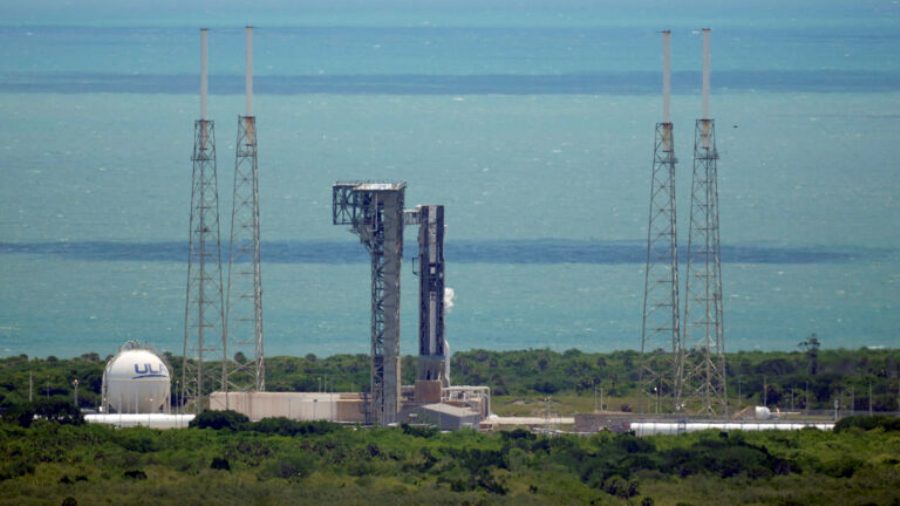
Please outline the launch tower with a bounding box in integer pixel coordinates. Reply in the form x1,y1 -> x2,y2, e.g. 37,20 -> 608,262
332,182 -> 406,426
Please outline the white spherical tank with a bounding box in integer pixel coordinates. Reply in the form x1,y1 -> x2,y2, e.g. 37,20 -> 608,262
103,346 -> 171,414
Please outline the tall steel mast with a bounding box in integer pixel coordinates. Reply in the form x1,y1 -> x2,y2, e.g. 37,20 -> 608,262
182,28 -> 226,413
640,30 -> 681,414
681,28 -> 727,416
225,26 -> 265,396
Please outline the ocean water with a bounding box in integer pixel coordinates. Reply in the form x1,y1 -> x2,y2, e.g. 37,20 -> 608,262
1,1 -> 899,358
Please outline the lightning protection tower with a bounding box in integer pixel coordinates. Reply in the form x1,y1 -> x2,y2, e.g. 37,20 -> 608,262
640,30 -> 681,414
182,28 -> 226,414
332,181 -> 406,426
225,26 -> 265,396
681,28 -> 727,416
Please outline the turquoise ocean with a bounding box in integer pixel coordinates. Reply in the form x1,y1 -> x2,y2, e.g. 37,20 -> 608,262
1,1 -> 899,358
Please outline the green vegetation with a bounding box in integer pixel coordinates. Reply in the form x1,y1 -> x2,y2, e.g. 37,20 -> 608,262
2,346 -> 897,416
0,414 -> 898,505
1,348 -> 898,504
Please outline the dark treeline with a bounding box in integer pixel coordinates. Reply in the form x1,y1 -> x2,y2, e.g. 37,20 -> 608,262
1,346 -> 898,414
1,412 -> 898,505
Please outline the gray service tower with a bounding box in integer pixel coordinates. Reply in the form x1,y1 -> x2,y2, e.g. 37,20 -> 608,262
333,182 -> 406,425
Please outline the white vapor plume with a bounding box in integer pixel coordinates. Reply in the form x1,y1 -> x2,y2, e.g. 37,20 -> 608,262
443,287 -> 455,313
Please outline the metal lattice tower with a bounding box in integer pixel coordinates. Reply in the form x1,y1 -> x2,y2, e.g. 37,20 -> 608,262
405,205 -> 448,386
640,30 -> 681,414
225,26 -> 265,394
681,28 -> 727,416
182,28 -> 226,414
333,182 -> 406,426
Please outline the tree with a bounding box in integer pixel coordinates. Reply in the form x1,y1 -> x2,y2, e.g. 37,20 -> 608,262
798,333 -> 821,376
35,399 -> 83,425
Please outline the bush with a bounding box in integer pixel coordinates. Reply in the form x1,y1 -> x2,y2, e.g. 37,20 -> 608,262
251,417 -> 339,436
501,428 -> 536,441
834,415 -> 900,433
819,457 -> 864,478
189,410 -> 249,431
34,399 -> 83,425
122,470 -> 147,480
532,381 -> 559,394
1,402 -> 36,428
259,452 -> 314,480
401,423 -> 438,438
602,475 -> 639,498
210,457 -> 231,471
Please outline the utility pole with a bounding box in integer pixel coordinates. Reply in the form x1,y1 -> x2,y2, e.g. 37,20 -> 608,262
72,379 -> 79,407
869,382 -> 873,416
805,381 -> 810,414
656,382 -> 661,414
28,371 -> 33,403
543,396 -> 549,431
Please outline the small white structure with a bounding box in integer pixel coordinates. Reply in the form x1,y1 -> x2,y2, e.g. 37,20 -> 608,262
85,414 -> 194,429
630,421 -> 833,436
417,403 -> 482,431
442,385 -> 491,419
102,342 -> 171,414
755,406 -> 773,420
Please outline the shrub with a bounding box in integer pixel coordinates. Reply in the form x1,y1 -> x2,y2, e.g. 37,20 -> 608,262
401,423 -> 438,438
259,452 -> 314,480
34,399 -> 83,425
602,475 -> 639,498
0,460 -> 35,481
501,428 -> 536,441
122,470 -> 147,480
189,410 -> 249,431
210,457 -> 231,471
251,417 -> 338,436
532,381 -> 559,394
1,402 -> 36,428
834,415 -> 900,433
111,428 -> 159,452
